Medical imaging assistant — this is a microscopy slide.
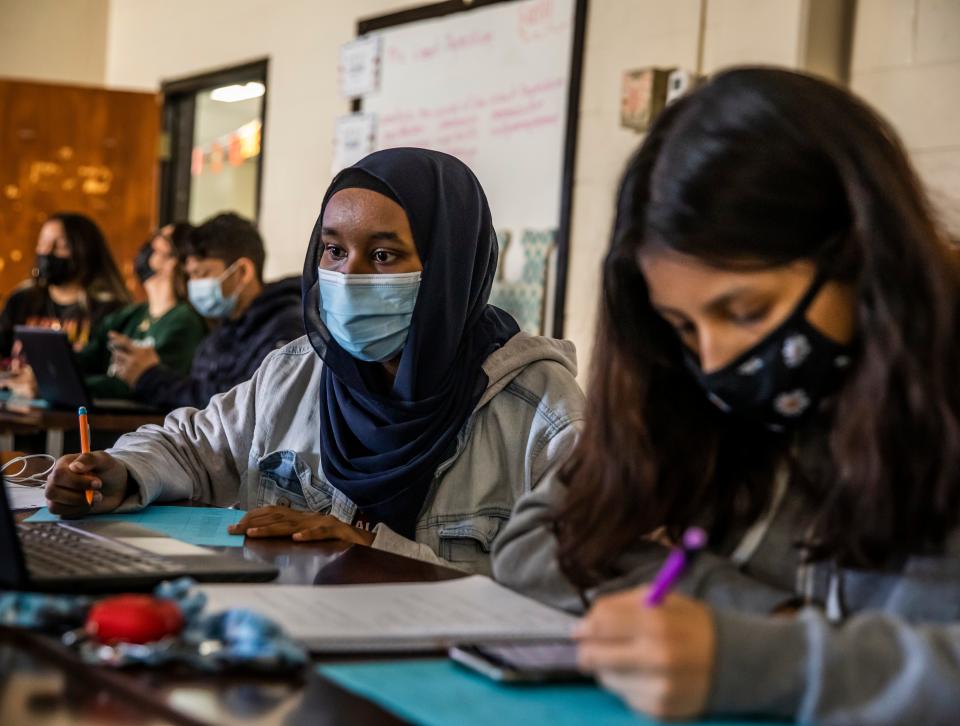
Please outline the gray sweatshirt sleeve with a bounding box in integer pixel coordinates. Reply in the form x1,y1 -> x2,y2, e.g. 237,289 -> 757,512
709,607 -> 960,723
492,468 -> 794,615
105,351 -> 267,509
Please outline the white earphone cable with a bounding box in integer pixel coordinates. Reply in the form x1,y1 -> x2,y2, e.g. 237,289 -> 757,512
1,454 -> 56,486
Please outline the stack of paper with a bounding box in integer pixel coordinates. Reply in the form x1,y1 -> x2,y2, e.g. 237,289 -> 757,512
5,483 -> 48,511
198,575 -> 577,652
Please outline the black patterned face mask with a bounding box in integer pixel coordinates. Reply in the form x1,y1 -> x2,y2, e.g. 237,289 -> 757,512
684,274 -> 854,432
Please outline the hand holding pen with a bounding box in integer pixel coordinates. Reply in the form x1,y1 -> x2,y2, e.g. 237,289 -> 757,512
573,527 -> 715,720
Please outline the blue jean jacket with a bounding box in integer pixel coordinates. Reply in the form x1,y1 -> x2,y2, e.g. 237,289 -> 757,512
111,333 -> 585,576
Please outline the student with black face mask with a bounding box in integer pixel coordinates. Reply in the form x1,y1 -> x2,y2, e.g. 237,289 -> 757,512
72,224 -> 206,402
493,68 -> 960,723
0,212 -> 128,375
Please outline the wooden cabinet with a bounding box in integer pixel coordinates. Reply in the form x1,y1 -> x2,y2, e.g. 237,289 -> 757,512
0,79 -> 160,302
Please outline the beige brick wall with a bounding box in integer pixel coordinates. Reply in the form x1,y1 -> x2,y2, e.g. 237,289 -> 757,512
567,0 -> 812,380
565,0 -> 704,381
851,0 -> 960,236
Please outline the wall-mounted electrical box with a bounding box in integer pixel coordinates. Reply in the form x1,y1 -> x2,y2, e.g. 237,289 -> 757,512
621,67 -> 702,133
621,67 -> 673,132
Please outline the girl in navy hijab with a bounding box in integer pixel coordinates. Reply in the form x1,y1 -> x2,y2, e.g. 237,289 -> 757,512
225,148 -> 586,568
47,147 -> 585,574
305,148 -> 526,537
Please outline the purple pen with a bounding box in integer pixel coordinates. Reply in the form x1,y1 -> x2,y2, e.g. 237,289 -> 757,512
643,526 -> 708,607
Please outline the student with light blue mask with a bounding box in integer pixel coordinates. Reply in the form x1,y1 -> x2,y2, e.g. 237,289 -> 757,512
108,212 -> 304,410
45,148 -> 586,575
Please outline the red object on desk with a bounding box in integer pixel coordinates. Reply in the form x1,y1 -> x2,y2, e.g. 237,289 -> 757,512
86,595 -> 184,644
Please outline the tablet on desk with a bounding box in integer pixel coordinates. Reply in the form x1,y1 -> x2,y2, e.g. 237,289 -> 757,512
449,641 -> 587,683
13,326 -> 159,414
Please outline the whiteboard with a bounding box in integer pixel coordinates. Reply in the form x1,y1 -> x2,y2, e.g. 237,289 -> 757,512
360,0 -> 578,248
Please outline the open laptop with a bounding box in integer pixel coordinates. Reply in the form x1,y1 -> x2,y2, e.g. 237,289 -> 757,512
14,326 -> 158,412
0,475 -> 277,592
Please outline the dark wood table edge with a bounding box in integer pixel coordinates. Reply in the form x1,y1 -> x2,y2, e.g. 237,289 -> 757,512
4,500 -> 469,724
0,625 -> 208,726
1,532 -> 468,725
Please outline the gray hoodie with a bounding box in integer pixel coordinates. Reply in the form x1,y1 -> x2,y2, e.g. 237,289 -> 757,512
493,457 -> 960,724
107,333 -> 585,575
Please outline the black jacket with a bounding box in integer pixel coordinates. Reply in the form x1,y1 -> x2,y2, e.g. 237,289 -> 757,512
134,276 -> 304,410
0,284 -> 123,358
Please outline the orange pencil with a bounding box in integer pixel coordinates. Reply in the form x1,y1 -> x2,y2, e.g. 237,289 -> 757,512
78,406 -> 93,505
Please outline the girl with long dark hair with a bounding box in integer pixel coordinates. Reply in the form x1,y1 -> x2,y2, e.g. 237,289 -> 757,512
0,212 -> 129,359
493,68 -> 960,722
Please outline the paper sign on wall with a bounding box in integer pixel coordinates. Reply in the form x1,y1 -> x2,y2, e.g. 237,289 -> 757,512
339,35 -> 382,99
332,113 -> 377,174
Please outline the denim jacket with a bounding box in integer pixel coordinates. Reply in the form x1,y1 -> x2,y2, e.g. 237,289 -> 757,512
108,333 -> 585,575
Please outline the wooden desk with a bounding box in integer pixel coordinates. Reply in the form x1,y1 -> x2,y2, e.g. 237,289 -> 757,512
0,404 -> 165,457
0,529 -> 466,725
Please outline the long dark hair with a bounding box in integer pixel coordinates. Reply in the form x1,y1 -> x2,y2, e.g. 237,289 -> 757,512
557,67 -> 960,589
46,212 -> 129,304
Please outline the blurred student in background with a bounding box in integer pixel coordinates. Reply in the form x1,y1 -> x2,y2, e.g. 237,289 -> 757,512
110,212 -> 304,410
74,223 -> 206,402
0,212 -> 128,360
0,213 -> 129,397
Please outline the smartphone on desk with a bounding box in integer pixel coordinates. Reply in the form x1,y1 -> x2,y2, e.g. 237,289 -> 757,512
449,641 -> 589,683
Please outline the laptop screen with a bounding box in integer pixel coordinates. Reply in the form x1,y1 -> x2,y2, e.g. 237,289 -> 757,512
0,473 -> 31,590
13,326 -> 89,409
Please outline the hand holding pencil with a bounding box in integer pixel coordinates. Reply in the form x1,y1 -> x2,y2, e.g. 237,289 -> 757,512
78,406 -> 93,505
44,422 -> 131,519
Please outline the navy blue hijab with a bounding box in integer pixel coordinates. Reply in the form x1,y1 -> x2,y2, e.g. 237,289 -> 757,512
302,148 -> 520,538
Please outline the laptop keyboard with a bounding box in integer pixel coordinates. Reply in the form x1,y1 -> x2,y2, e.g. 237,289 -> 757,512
19,523 -> 182,578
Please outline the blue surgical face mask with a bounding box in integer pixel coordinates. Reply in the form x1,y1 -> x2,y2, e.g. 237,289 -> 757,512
188,261 -> 242,319
316,268 -> 422,362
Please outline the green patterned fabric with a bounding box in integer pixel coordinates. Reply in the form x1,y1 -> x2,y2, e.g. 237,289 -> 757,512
490,228 -> 556,335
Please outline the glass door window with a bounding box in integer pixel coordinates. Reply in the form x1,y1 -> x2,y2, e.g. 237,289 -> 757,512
159,61 -> 267,225
189,86 -> 263,222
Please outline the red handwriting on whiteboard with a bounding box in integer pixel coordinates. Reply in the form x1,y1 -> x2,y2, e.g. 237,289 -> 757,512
517,0 -> 568,42
376,77 -> 565,162
446,30 -> 493,52
414,42 -> 441,62
384,30 -> 494,67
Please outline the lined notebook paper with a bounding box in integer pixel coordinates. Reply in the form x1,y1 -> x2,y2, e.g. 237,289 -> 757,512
199,575 -> 577,651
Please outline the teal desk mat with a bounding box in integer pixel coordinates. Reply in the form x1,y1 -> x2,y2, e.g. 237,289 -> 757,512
27,506 -> 245,547
318,659 -> 783,726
